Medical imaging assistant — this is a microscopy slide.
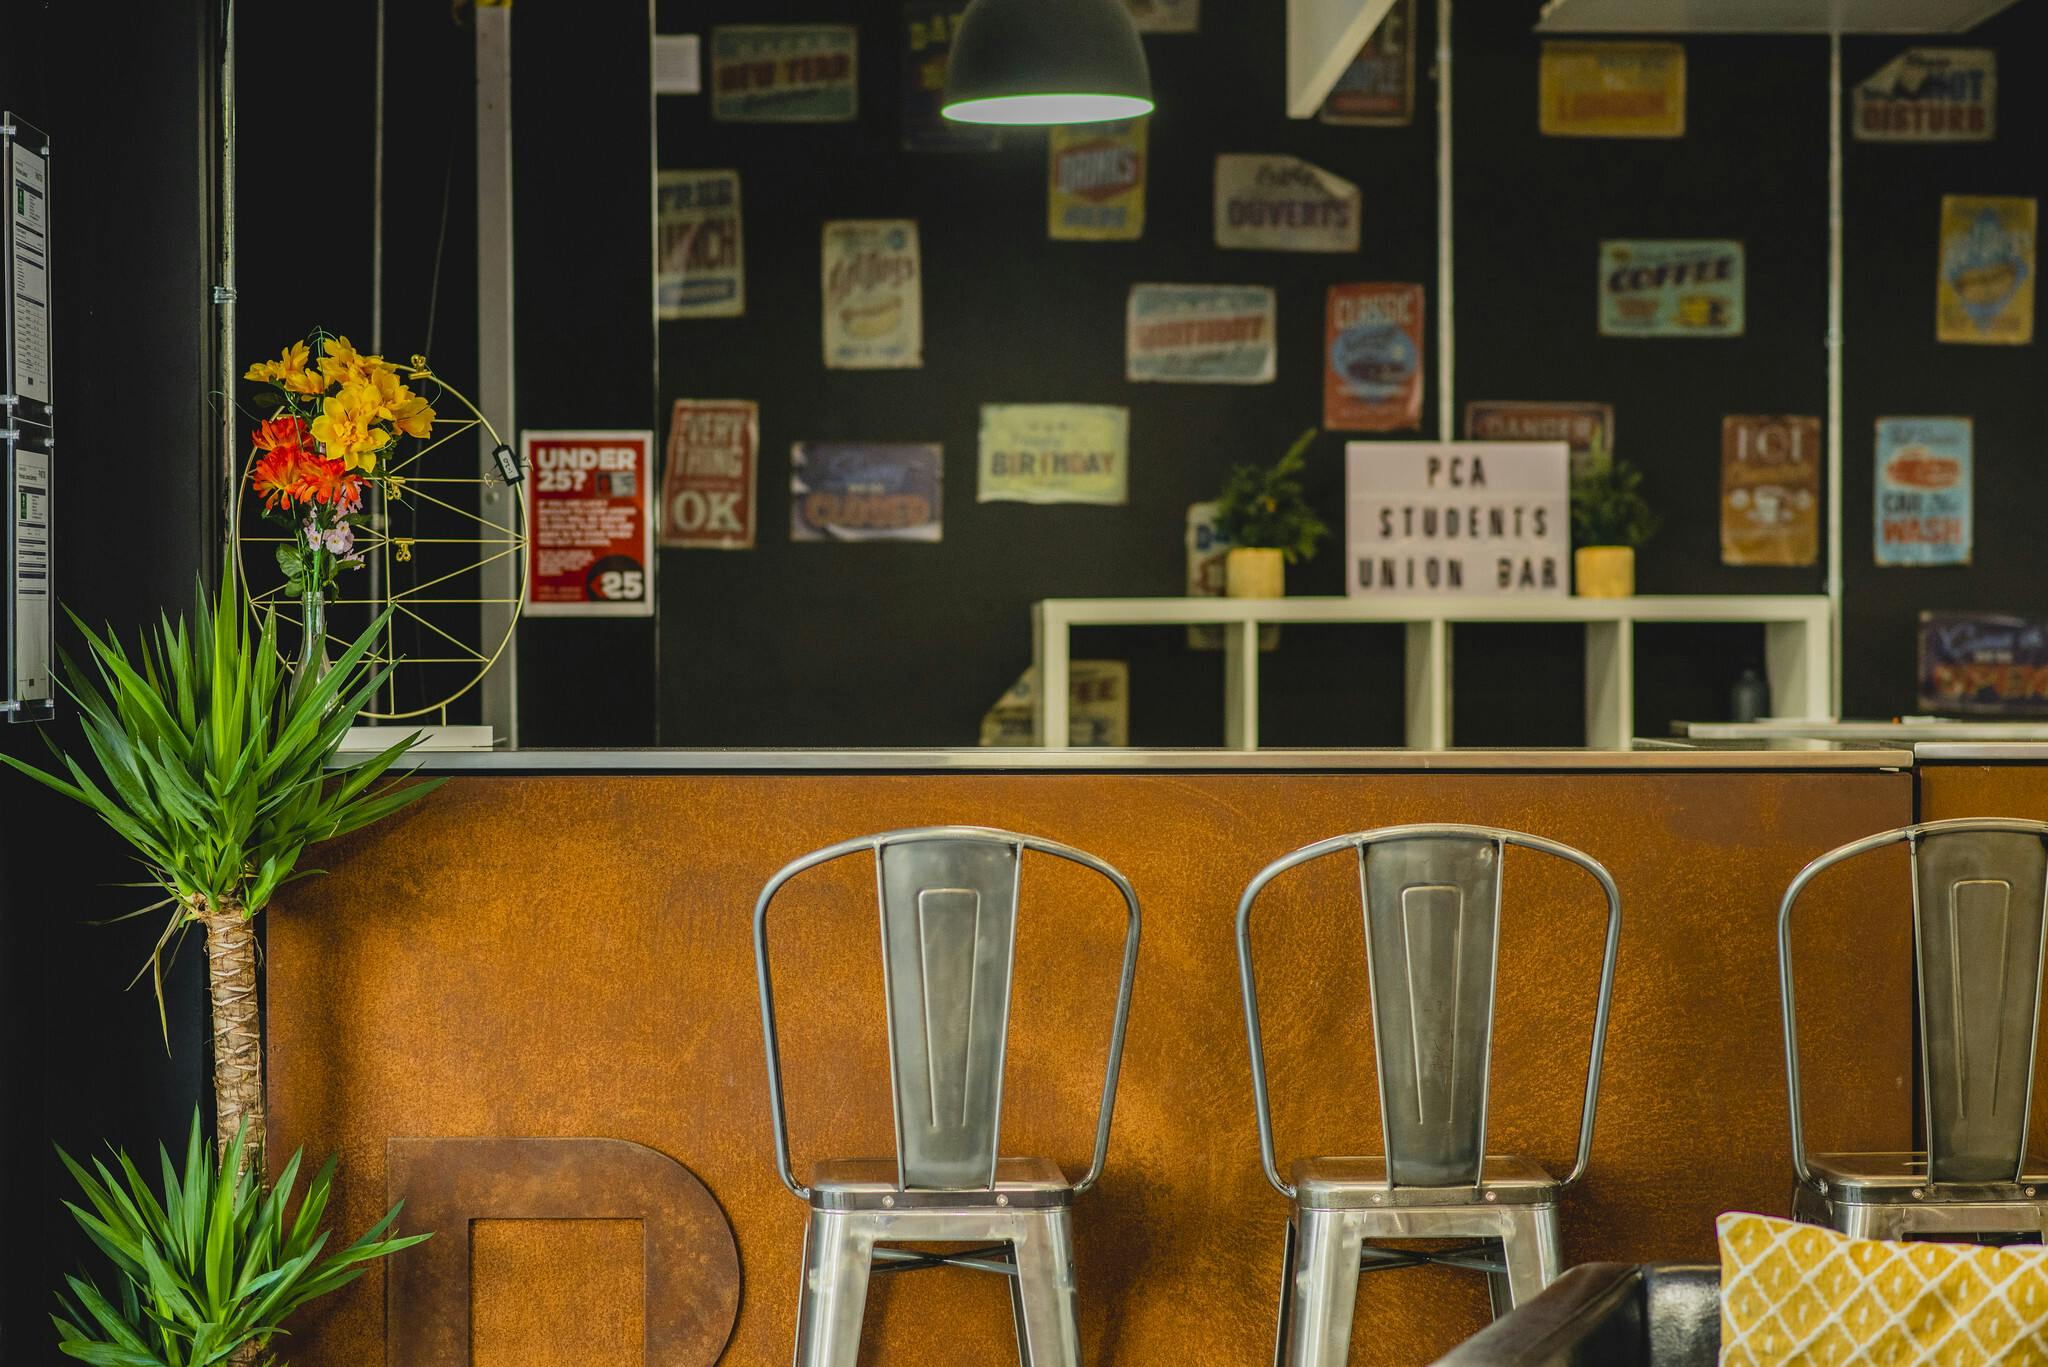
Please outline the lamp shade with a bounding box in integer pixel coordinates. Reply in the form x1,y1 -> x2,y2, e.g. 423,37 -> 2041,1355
941,0 -> 1155,126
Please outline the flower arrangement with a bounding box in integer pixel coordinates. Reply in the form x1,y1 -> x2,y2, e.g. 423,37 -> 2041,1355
241,332 -> 436,605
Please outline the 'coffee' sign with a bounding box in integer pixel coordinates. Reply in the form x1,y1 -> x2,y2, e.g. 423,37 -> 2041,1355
1345,442 -> 1568,597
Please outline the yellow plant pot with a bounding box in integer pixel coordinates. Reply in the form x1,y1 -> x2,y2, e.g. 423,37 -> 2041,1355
1574,546 -> 1636,598
1226,547 -> 1285,598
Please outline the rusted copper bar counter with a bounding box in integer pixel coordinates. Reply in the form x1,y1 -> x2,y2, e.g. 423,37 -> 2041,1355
269,744 -> 1913,1366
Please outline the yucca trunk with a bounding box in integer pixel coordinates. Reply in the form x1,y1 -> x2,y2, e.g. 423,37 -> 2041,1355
198,898 -> 264,1177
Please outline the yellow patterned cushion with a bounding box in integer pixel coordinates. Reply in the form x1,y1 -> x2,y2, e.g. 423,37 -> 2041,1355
1718,1211 -> 2048,1365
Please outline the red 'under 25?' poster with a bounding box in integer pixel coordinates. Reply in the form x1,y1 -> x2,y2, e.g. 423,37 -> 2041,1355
523,429 -> 655,617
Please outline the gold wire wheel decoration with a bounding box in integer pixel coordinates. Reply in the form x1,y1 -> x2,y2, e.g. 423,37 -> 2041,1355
234,360 -> 527,723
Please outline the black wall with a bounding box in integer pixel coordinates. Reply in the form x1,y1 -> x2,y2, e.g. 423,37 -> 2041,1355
621,0 -> 2045,747
236,3 -> 2048,751
0,0 -> 220,1358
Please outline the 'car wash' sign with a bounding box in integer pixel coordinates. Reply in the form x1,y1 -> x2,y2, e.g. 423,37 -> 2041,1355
1345,442 -> 1569,597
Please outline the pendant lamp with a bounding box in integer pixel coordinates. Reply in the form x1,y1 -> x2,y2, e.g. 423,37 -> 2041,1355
941,0 -> 1155,126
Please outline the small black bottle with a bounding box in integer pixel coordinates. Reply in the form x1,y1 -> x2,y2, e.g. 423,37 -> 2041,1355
1731,667 -> 1770,723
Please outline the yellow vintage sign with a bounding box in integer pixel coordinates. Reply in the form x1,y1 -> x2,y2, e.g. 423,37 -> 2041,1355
1048,119 -> 1147,241
1539,42 -> 1685,138
1937,194 -> 2035,345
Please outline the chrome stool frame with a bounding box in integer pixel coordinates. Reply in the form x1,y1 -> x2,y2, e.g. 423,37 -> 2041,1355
1237,825 -> 1623,1367
1780,817 -> 2048,1241
754,827 -> 1142,1367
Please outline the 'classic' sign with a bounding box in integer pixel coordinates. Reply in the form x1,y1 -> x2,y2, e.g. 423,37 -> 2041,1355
1345,442 -> 1568,597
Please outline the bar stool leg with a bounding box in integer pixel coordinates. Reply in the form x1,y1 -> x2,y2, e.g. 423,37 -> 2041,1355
793,1209 -> 873,1367
1496,1206 -> 1563,1311
1270,1216 -> 1299,1367
1834,1202 -> 1889,1241
1009,1208 -> 1081,1367
1281,1207 -> 1363,1367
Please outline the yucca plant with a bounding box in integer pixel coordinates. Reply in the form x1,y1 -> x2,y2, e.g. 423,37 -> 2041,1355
0,563 -> 442,1176
54,1113 -> 427,1366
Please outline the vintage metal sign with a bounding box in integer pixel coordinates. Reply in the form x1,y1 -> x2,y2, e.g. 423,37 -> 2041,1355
1919,612 -> 2048,715
1598,239 -> 1744,337
1214,155 -> 1360,254
1325,283 -> 1423,431
1127,284 -> 1275,384
711,25 -> 857,122
978,404 -> 1129,505
903,1 -> 1001,151
1539,42 -> 1685,138
822,219 -> 922,369
1855,49 -> 1994,143
1720,414 -> 1819,568
1463,401 -> 1612,478
1875,416 -> 1971,567
660,400 -> 756,551
980,661 -> 1130,746
656,170 -> 743,320
1321,0 -> 1415,126
1048,119 -> 1146,241
790,443 -> 943,542
1125,0 -> 1197,33
1938,195 -> 2034,345
1345,442 -> 1569,598
524,430 -> 655,618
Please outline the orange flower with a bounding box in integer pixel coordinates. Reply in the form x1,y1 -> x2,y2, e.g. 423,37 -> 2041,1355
251,447 -> 313,510
252,416 -> 310,453
300,456 -> 363,509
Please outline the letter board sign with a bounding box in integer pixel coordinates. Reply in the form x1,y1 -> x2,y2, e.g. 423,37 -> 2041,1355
1345,442 -> 1569,597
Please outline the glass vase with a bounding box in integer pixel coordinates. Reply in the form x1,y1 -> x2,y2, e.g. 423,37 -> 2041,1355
296,586 -> 330,685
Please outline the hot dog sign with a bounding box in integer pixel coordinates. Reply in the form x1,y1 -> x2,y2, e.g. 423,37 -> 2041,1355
822,219 -> 923,370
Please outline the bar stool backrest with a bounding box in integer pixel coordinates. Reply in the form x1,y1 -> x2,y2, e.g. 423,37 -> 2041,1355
1238,825 -> 1623,1197
1780,818 -> 2048,1186
754,827 -> 1142,1199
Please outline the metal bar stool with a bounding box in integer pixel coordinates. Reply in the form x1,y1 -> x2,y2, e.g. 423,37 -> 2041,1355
1780,817 -> 2048,1240
754,827 -> 1142,1367
1236,824 -> 1623,1367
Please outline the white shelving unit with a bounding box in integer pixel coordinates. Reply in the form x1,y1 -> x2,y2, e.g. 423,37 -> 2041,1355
1031,595 -> 1833,749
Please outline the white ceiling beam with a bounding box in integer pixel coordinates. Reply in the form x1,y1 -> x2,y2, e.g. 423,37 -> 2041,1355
1289,0 -> 1399,118
1534,0 -> 2020,34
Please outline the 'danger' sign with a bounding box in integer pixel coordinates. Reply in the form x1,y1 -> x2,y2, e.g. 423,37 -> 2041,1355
1345,442 -> 1568,597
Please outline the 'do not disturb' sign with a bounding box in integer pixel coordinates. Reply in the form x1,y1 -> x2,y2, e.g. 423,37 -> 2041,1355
1345,442 -> 1569,597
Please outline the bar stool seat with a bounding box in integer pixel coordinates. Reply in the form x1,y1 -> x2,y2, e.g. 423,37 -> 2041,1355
1803,1151 -> 2048,1200
808,1157 -> 1072,1210
1795,1151 -> 2048,1238
1292,1155 -> 1560,1209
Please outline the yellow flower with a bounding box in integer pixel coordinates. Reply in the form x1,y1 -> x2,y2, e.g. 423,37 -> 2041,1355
310,383 -> 394,472
370,369 -> 436,439
244,340 -> 325,395
317,335 -> 393,389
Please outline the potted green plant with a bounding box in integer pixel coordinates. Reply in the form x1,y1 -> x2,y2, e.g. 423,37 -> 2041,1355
1214,427 -> 1330,598
54,1113 -> 427,1365
0,565 -> 441,1175
1570,458 -> 1659,597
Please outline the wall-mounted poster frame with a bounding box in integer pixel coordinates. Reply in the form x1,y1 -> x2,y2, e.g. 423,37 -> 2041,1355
523,430 -> 656,619
1,113 -> 52,723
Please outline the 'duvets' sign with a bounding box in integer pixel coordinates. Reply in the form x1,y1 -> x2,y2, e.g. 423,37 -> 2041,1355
525,430 -> 655,617
1345,442 -> 1569,597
